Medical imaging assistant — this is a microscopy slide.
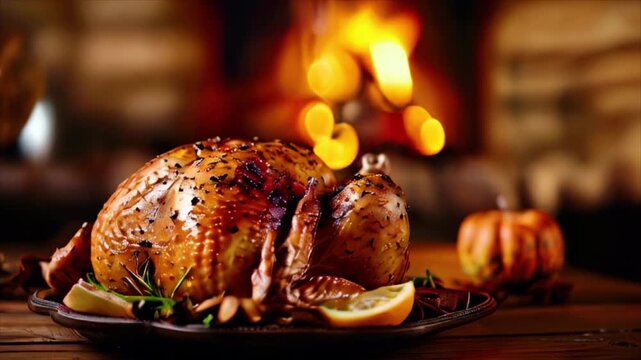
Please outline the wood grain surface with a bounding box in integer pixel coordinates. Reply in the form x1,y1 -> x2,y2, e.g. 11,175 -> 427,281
1,242 -> 640,359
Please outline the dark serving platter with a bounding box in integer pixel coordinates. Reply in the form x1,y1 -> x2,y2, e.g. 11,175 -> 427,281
28,289 -> 496,349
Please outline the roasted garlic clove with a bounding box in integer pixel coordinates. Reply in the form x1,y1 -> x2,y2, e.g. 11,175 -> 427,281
239,298 -> 262,323
194,293 -> 225,313
217,295 -> 240,324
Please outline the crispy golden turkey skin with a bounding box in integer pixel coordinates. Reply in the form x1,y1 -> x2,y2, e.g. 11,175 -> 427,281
312,173 -> 410,289
91,139 -> 336,302
47,138 -> 414,308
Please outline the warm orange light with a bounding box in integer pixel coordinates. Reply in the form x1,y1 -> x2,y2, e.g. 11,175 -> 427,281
420,118 -> 446,156
300,101 -> 359,169
403,105 -> 430,145
313,123 -> 359,170
301,102 -> 335,143
380,13 -> 421,54
285,3 -> 432,159
370,41 -> 413,108
403,105 -> 445,156
307,50 -> 361,102
340,8 -> 379,56
339,8 -> 420,56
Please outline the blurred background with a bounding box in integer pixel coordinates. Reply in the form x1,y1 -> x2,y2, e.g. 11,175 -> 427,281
1,0 -> 639,280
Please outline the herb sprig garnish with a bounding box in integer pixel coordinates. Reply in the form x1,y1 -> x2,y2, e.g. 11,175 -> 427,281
86,272 -> 108,292
202,313 -> 214,327
86,259 -> 191,320
410,269 -> 443,289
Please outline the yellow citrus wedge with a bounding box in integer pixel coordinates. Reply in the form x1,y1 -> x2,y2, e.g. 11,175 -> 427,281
319,281 -> 415,328
63,279 -> 135,318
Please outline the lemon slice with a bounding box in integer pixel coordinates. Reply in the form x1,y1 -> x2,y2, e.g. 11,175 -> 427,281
63,279 -> 134,318
319,281 -> 415,328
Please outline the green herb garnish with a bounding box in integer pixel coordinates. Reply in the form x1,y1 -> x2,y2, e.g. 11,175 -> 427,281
86,272 -> 108,292
170,264 -> 191,299
85,258 -> 191,320
411,269 -> 442,289
202,313 -> 214,327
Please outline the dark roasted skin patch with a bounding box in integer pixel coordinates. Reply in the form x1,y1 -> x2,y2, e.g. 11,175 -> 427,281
380,174 -> 393,184
138,240 -> 153,248
268,189 -> 286,207
209,174 -> 228,183
236,160 -> 265,188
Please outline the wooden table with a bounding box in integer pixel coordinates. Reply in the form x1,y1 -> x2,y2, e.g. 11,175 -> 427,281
1,243 -> 640,359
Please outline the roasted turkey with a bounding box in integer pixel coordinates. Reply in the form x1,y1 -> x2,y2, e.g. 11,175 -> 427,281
48,138 -> 410,310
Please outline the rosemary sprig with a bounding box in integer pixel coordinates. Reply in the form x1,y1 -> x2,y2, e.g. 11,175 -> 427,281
85,260 -> 191,320
411,269 -> 443,289
170,266 -> 191,299
121,258 -> 161,297
86,273 -> 108,292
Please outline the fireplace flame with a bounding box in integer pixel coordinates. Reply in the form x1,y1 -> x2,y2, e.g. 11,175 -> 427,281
302,101 -> 334,142
313,123 -> 359,170
370,40 -> 413,108
307,49 -> 361,102
300,101 -> 359,170
291,3 -> 444,168
403,105 -> 445,155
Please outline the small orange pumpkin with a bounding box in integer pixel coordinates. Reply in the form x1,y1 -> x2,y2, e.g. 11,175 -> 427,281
457,209 -> 565,286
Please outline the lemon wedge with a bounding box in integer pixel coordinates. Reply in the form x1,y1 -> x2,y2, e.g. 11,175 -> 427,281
63,279 -> 135,318
319,281 -> 415,328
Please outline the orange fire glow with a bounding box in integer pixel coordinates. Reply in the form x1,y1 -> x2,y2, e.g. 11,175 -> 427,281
301,101 -> 359,170
403,105 -> 429,145
420,118 -> 446,155
302,101 -> 334,142
370,41 -> 413,108
292,2 -> 444,169
339,8 -> 379,55
339,7 -> 420,56
403,105 -> 446,155
313,123 -> 359,170
307,49 -> 361,102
